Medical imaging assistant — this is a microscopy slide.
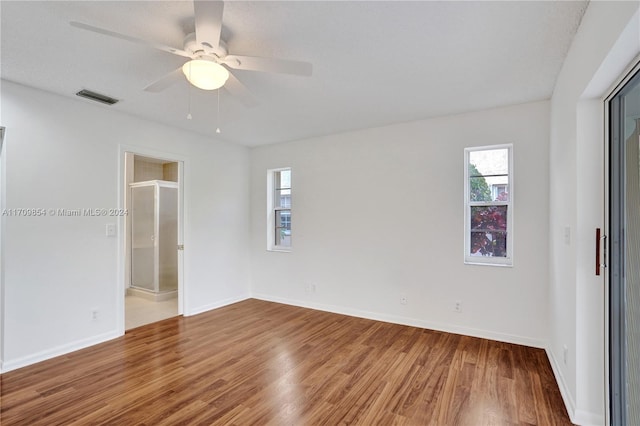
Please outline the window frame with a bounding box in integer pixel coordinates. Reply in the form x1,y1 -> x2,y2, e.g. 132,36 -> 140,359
464,144 -> 513,266
267,167 -> 292,252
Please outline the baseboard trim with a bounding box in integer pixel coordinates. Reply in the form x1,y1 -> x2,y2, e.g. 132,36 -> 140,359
186,294 -> 251,316
251,293 -> 546,349
546,347 -> 577,423
0,330 -> 121,374
545,347 -> 603,426
574,409 -> 605,426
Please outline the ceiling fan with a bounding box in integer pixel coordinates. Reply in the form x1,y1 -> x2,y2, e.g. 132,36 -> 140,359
70,1 -> 312,106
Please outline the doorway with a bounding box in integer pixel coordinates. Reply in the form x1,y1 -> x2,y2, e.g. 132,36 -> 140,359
123,152 -> 183,330
608,67 -> 640,425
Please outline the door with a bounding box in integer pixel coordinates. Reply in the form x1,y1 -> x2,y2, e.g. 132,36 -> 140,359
609,68 -> 640,425
130,184 -> 156,291
158,184 -> 178,293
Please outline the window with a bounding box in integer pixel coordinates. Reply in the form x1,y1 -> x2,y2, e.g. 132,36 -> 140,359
464,145 -> 512,266
267,168 -> 291,251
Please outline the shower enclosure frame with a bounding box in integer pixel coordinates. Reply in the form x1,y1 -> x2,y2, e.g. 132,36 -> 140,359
129,179 -> 179,296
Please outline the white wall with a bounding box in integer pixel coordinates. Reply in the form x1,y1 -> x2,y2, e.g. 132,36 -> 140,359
250,101 -> 550,347
0,81 -> 251,372
549,2 -> 640,425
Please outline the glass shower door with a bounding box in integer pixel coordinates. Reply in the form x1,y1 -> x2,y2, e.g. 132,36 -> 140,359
131,185 -> 155,291
158,185 -> 178,292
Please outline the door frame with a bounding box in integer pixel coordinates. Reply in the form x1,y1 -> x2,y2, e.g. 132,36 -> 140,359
117,144 -> 186,334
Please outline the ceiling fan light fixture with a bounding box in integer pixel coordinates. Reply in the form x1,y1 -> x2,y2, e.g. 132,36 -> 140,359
182,59 -> 229,90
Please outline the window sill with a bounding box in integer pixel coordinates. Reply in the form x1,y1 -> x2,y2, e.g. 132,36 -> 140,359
268,247 -> 292,253
464,259 -> 513,267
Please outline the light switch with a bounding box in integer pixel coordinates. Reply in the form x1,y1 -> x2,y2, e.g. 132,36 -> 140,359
106,223 -> 116,237
564,226 -> 570,245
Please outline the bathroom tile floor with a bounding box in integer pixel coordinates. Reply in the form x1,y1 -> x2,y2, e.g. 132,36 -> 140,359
125,295 -> 179,330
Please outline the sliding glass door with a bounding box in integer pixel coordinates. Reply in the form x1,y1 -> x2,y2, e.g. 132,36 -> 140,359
609,68 -> 640,426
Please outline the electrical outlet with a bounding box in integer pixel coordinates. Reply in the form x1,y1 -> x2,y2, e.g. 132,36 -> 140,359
400,293 -> 407,305
91,308 -> 99,321
454,300 -> 462,313
563,345 -> 568,365
306,283 -> 316,294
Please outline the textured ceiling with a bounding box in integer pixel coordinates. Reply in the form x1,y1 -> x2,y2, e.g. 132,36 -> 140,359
1,1 -> 588,147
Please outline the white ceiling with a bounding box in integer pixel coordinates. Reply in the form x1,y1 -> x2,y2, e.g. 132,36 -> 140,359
1,1 -> 588,147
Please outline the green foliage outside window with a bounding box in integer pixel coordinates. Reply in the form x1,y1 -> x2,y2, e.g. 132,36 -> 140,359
469,163 -> 491,202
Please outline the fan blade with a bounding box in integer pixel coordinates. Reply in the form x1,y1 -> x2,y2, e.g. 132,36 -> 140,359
223,71 -> 259,107
194,1 -> 224,50
221,55 -> 312,76
144,67 -> 184,92
70,21 -> 192,58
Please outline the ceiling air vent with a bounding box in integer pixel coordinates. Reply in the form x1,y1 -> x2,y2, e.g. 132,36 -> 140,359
75,89 -> 119,105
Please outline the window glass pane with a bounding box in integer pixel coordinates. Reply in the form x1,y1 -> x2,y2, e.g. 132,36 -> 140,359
470,175 -> 493,202
276,210 -> 291,247
275,170 -> 291,189
469,148 -> 509,202
491,184 -> 509,202
275,189 -> 291,208
470,231 -> 507,257
469,148 -> 508,176
471,206 -> 507,231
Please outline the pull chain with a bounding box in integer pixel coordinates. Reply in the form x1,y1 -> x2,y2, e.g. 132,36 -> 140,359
216,88 -> 221,134
186,64 -> 193,120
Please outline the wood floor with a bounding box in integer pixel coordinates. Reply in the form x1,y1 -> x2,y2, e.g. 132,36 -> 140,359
0,299 -> 572,425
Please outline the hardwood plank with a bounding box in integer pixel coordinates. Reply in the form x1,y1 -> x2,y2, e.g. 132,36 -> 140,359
0,299 -> 573,425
